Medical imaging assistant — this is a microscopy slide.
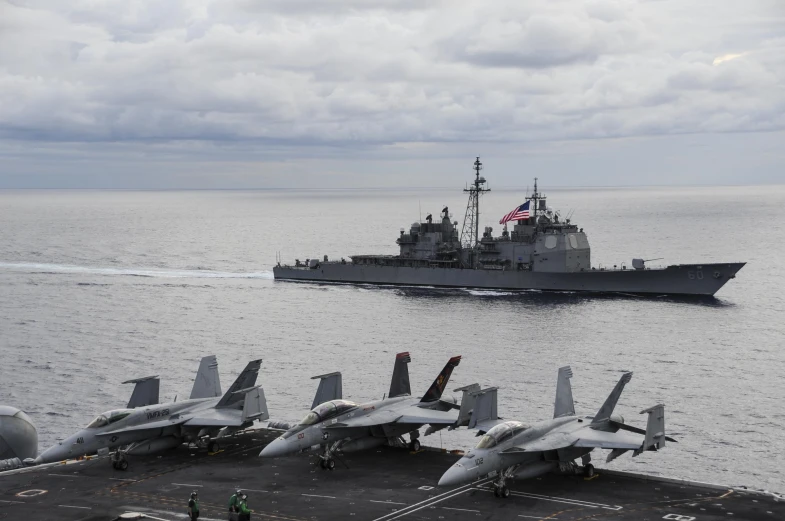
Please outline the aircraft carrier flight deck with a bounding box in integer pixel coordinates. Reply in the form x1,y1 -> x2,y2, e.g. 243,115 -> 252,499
0,429 -> 781,521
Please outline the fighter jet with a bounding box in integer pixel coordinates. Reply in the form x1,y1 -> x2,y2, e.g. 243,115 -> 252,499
36,356 -> 268,470
260,352 -> 463,469
438,366 -> 675,498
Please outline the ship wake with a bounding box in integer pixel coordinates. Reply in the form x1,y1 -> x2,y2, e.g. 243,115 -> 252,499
0,262 -> 274,280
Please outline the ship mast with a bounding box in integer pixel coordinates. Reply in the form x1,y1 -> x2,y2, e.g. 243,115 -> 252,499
526,177 -> 543,222
460,157 -> 490,249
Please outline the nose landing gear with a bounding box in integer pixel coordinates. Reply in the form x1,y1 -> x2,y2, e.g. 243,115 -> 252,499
491,466 -> 518,499
318,441 -> 344,471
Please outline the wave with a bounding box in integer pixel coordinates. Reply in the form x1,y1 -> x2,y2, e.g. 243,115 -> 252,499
0,262 -> 274,280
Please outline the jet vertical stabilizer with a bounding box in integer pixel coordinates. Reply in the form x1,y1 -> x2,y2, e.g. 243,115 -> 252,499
454,384 -> 481,427
468,387 -> 499,433
190,355 -> 222,399
592,372 -> 632,425
389,352 -> 412,398
217,359 -> 262,408
419,356 -> 461,403
123,376 -> 160,408
635,404 -> 666,455
240,387 -> 269,423
311,372 -> 342,408
553,366 -> 575,418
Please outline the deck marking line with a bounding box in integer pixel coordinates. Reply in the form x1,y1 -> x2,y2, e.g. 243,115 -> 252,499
48,473 -> 80,477
109,478 -> 137,482
443,506 -> 480,512
518,516 -> 548,520
371,477 -> 492,521
370,500 -> 408,505
172,483 -> 203,487
0,499 -> 24,504
58,505 -> 92,509
302,493 -> 337,499
477,488 -> 621,510
241,488 -> 270,493
384,488 -> 476,520
477,487 -> 622,510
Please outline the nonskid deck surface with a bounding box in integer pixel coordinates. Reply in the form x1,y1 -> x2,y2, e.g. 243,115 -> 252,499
0,430 -> 780,521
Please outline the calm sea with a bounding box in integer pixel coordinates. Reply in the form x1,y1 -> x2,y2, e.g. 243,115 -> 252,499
0,185 -> 783,492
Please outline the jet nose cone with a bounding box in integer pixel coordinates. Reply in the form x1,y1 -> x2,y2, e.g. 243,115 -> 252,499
38,444 -> 67,464
438,464 -> 465,487
259,437 -> 289,458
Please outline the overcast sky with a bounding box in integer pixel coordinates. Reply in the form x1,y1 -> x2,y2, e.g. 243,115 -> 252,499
1,0 -> 783,188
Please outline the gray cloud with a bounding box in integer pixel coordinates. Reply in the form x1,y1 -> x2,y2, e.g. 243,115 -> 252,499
0,0 -> 783,187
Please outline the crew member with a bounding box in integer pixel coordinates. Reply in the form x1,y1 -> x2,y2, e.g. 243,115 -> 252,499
187,491 -> 200,520
229,488 -> 242,512
238,493 -> 252,521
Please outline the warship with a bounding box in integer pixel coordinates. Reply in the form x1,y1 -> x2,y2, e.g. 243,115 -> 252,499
274,158 -> 744,296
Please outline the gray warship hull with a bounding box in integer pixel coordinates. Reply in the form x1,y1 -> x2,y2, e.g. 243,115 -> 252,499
273,262 -> 745,296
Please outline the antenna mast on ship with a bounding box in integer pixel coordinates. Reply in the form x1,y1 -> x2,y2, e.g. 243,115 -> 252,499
460,157 -> 490,249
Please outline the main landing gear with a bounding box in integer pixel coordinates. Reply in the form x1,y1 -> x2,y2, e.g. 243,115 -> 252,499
111,451 -> 129,471
408,431 -> 421,452
581,454 -> 594,478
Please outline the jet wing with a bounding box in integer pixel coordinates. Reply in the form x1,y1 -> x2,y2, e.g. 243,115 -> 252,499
505,428 -> 645,453
505,431 -> 578,452
327,410 -> 403,428
96,418 -> 185,436
395,407 -> 458,426
572,429 -> 645,450
183,409 -> 245,428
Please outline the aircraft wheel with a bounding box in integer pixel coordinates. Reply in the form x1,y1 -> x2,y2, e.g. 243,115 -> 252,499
319,459 -> 327,469
208,441 -> 219,453
410,440 -> 421,452
118,459 -> 129,471
500,486 -> 510,498
326,459 -> 336,470
493,486 -> 500,498
111,461 -> 118,470
583,464 -> 595,478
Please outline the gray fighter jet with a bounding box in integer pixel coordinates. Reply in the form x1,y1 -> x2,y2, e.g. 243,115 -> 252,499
260,352 -> 463,469
438,367 -> 675,498
36,356 -> 268,469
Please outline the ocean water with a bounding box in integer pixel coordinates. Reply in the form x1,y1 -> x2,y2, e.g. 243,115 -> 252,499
0,185 -> 783,492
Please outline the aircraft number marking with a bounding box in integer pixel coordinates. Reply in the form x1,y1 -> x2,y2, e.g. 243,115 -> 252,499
687,270 -> 704,280
146,408 -> 170,420
663,515 -> 695,521
297,433 -> 305,440
475,458 -> 484,466
76,437 -> 84,444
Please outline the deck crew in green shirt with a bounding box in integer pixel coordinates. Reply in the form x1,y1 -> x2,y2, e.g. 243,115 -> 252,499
229,488 -> 243,512
187,491 -> 200,520
238,493 -> 251,521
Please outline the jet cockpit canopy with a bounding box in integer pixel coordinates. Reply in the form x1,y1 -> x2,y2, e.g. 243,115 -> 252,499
86,409 -> 133,429
475,420 -> 529,449
298,400 -> 358,426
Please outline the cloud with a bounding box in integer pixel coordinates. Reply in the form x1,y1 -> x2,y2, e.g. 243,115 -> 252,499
0,0 -> 783,186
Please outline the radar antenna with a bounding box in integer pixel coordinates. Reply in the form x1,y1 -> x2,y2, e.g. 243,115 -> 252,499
460,157 -> 490,249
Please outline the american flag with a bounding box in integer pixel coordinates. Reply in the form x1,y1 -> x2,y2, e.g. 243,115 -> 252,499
499,201 -> 531,224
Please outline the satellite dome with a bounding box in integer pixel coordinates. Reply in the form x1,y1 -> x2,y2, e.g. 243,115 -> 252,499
0,406 -> 38,460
